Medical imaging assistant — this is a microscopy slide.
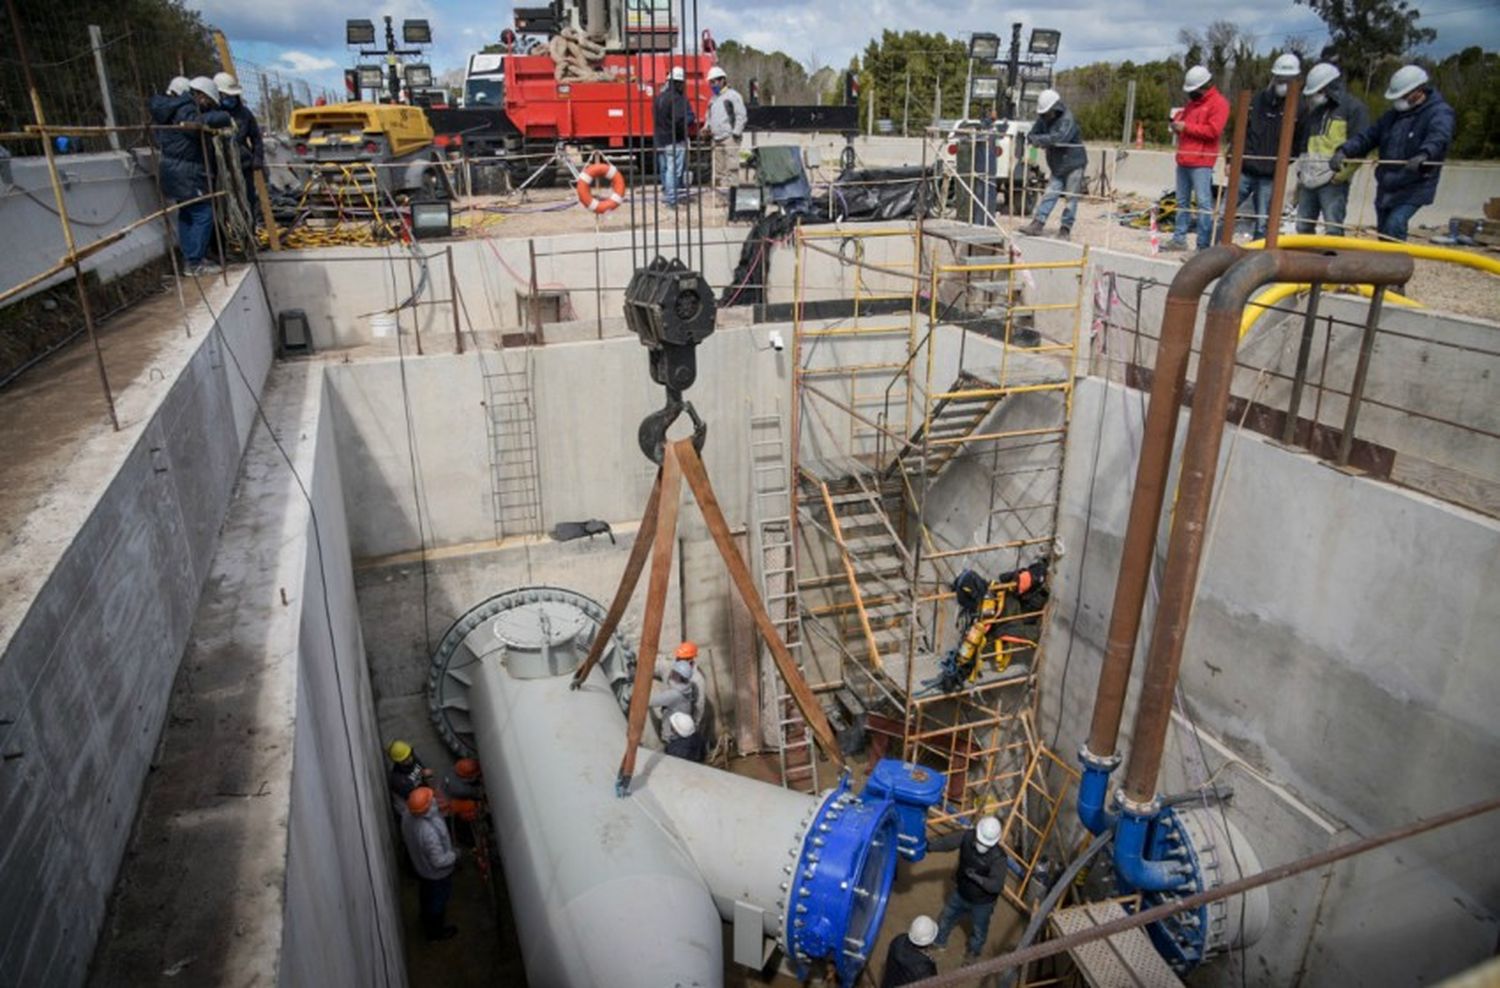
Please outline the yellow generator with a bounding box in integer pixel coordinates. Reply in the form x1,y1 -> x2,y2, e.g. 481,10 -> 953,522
288,102 -> 453,203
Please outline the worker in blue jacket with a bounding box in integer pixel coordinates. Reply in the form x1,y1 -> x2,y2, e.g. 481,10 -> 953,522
149,76 -> 232,274
1330,64 -> 1455,242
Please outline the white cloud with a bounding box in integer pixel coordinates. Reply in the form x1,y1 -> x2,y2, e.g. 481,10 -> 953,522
276,50 -> 340,73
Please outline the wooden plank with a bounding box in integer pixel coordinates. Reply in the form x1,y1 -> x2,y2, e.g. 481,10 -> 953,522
571,471 -> 662,688
617,447 -> 682,792
727,531 -> 762,754
675,440 -> 846,770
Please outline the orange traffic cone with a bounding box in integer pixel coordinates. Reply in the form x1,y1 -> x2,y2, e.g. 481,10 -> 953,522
1135,120 -> 1145,149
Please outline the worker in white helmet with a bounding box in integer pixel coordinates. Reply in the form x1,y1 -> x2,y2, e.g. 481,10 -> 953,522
881,914 -> 939,985
1330,64 -> 1455,241
1017,88 -> 1087,240
704,65 -> 746,191
929,815 -> 1007,958
1224,52 -> 1302,241
148,76 -> 231,276
664,709 -> 707,762
653,65 -> 696,207
1160,65 -> 1228,252
166,76 -> 191,97
212,72 -> 265,221
1292,62 -> 1368,235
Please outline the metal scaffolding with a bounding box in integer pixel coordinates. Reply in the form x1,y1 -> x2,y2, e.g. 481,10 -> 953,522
787,219 -> 1088,884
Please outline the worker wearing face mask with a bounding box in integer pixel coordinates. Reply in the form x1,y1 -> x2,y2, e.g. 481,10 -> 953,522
1160,65 -> 1229,252
1330,64 -> 1455,241
1292,62 -> 1368,235
212,72 -> 264,222
1226,53 -> 1300,240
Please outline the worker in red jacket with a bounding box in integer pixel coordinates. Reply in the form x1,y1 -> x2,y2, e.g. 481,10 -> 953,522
1162,65 -> 1230,252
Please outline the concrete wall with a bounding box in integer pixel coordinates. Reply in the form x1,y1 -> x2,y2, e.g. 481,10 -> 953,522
90,363 -> 406,987
0,271 -> 269,985
1,150 -> 170,302
1038,376 -> 1500,986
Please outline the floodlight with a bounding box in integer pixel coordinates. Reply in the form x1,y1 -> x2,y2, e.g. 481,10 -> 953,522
410,200 -> 452,239
346,19 -> 376,46
970,77 -> 1000,100
357,65 -> 385,90
969,33 -> 1001,61
403,19 -> 432,44
1029,29 -> 1061,55
405,63 -> 434,88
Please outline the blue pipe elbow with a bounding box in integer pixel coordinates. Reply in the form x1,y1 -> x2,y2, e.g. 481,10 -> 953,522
1077,763 -> 1117,835
1113,807 -> 1187,893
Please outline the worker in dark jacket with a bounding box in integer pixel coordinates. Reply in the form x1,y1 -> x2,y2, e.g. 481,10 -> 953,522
214,72 -> 264,220
1227,53 -> 1301,240
1331,64 -> 1456,242
1018,89 -> 1087,240
664,710 -> 708,763
149,75 -> 231,275
1293,62 -> 1369,235
653,65 -> 695,207
930,815 -> 1007,958
881,915 -> 939,987
386,739 -> 433,815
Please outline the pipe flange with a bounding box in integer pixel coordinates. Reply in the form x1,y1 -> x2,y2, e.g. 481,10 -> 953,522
1079,745 -> 1122,772
1117,790 -> 1162,819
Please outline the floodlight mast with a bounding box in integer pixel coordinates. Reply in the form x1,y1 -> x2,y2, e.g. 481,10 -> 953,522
345,14 -> 430,102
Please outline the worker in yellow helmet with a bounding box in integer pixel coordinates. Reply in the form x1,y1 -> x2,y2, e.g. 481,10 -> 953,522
386,739 -> 433,815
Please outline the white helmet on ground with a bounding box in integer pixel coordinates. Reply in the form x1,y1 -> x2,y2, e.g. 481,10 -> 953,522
212,71 -> 243,96
668,710 -> 695,738
1304,62 -> 1340,95
707,66 -> 727,82
669,66 -> 686,82
909,915 -> 939,948
188,76 -> 220,103
1035,88 -> 1061,115
1183,65 -> 1212,93
167,76 -> 191,96
1271,53 -> 1302,78
1384,64 -> 1428,100
976,815 -> 1002,848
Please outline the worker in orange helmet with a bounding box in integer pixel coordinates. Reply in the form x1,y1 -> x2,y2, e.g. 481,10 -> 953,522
445,758 -> 485,823
651,640 -> 707,740
401,787 -> 459,941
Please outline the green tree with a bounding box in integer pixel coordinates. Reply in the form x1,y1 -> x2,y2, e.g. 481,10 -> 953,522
1293,0 -> 1436,92
856,30 -> 968,134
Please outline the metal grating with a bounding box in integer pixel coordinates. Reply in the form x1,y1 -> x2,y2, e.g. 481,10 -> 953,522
1049,901 -> 1186,988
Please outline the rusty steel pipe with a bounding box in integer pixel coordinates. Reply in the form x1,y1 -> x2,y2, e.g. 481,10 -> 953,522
1084,245 -> 1245,763
1218,90 -> 1252,247
1120,248 -> 1414,806
1263,79 -> 1302,248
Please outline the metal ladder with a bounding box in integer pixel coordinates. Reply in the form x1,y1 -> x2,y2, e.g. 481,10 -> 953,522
750,412 -> 818,793
481,349 -> 543,540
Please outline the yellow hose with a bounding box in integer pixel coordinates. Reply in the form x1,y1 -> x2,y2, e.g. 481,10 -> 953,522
1245,234 -> 1500,277
1240,282 -> 1421,339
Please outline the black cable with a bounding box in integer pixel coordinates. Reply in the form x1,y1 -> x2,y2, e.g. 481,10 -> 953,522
188,273 -> 395,987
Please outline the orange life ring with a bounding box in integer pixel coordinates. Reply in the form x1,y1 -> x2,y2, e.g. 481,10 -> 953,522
576,162 -> 626,213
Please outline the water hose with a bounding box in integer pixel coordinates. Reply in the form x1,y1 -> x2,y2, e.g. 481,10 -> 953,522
1245,234 -> 1500,278
1240,281 -> 1420,339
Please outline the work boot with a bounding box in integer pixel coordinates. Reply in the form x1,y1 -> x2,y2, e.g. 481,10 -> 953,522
1158,239 -> 1188,252
1017,220 -> 1045,236
1055,227 -> 1072,241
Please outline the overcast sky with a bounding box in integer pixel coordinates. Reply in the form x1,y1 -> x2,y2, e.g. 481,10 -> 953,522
193,0 -> 1500,95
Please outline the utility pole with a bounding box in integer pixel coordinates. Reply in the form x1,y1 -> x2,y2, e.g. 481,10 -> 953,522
962,48 -> 973,121
1121,78 -> 1137,144
87,25 -> 120,151
902,67 -> 911,137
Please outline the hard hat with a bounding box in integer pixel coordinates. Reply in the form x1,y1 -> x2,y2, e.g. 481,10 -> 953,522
669,66 -> 686,82
407,786 -> 434,816
188,76 -> 221,103
671,659 -> 694,680
669,711 -> 695,737
454,757 -> 481,781
1384,64 -> 1429,101
908,914 -> 939,948
707,66 -> 727,82
1271,53 -> 1301,78
167,76 -> 191,96
1035,89 -> 1060,115
1183,65 -> 1211,93
212,71 -> 243,96
1304,62 -> 1341,95
676,641 -> 698,660
976,815 -> 1002,848
387,739 -> 413,763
